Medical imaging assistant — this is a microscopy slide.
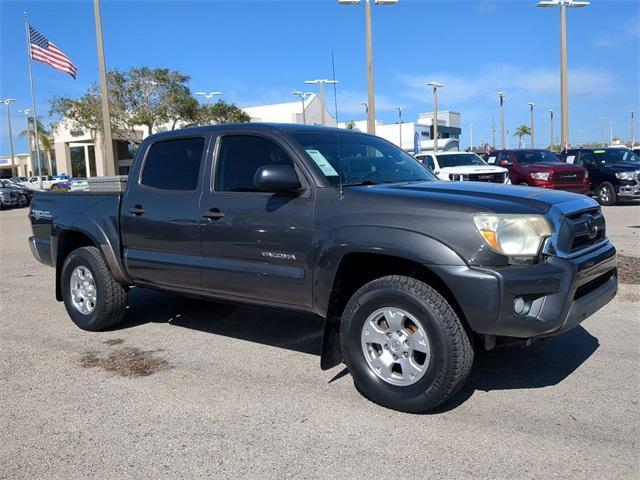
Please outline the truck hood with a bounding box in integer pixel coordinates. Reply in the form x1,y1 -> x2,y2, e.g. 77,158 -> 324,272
438,165 -> 508,175
352,180 -> 589,215
600,162 -> 640,172
518,162 -> 585,173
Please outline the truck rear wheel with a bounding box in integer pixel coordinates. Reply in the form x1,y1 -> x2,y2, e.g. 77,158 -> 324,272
340,275 -> 473,413
61,246 -> 128,331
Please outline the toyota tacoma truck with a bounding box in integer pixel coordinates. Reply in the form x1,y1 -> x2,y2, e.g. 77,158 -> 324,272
28,124 -> 617,413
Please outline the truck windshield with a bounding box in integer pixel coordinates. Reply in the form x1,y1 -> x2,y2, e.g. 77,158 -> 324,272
436,153 -> 486,167
593,149 -> 640,164
291,131 -> 436,186
514,150 -> 559,164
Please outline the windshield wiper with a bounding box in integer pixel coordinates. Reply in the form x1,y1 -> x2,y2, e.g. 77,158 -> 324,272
343,180 -> 397,187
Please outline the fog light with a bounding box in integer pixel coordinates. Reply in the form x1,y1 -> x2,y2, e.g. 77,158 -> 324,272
514,296 -> 531,316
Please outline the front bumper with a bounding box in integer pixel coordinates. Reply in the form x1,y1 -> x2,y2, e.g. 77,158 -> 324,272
617,181 -> 640,198
431,241 -> 617,338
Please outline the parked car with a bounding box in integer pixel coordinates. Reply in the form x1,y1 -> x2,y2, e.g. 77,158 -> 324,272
415,151 -> 510,183
0,185 -> 20,209
12,176 -> 29,184
488,149 -> 588,194
0,179 -> 32,206
561,148 -> 640,205
632,147 -> 640,156
21,176 -> 65,190
28,124 -> 617,413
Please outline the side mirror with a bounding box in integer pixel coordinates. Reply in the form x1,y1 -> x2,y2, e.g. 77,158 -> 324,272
499,159 -> 513,167
254,164 -> 301,193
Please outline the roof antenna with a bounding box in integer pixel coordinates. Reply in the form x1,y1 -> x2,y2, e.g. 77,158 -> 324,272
331,51 -> 343,200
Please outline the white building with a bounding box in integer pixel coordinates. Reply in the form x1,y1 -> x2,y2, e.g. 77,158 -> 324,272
339,111 -> 462,153
243,94 -> 336,126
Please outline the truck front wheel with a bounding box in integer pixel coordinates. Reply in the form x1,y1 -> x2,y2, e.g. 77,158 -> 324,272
61,246 -> 128,331
596,182 -> 618,206
340,275 -> 473,413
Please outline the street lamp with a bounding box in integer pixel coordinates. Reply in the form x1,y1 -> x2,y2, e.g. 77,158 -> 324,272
536,0 -> 590,150
469,123 -> 474,151
1,98 -> 16,168
630,111 -> 635,148
609,121 -> 613,145
426,81 -> 443,152
18,108 -> 33,171
291,91 -> 312,124
528,102 -> 536,148
395,106 -> 404,149
497,92 -> 506,149
305,79 -> 338,125
600,116 -> 605,146
195,91 -> 221,104
549,109 -> 554,150
361,102 -> 369,115
338,0 -> 399,135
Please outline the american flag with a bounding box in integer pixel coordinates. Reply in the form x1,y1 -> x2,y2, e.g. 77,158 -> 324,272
29,25 -> 77,79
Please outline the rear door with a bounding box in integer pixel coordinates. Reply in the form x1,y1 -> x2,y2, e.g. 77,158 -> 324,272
577,151 -> 600,190
199,131 -> 315,309
121,134 -> 209,291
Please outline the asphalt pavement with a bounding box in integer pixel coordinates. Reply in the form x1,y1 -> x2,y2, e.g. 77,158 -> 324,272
1,204 -> 639,479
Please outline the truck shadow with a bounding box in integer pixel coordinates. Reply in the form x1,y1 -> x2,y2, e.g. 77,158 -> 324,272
115,288 -> 599,411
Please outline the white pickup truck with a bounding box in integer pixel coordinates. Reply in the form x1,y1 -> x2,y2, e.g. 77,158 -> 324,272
415,151 -> 510,184
20,176 -> 65,190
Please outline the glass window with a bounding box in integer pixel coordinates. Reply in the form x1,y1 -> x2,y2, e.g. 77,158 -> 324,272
579,151 -> 595,165
436,153 -> 486,167
141,137 -> 204,190
513,150 -> 559,164
291,131 -> 435,186
215,135 -> 294,192
70,146 -> 87,178
423,156 -> 436,171
592,148 -> 640,164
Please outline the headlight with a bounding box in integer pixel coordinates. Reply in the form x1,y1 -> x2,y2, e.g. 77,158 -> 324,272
615,171 -> 635,180
530,172 -> 550,181
473,214 -> 553,257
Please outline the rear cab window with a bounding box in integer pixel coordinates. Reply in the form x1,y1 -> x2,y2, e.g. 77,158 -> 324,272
141,137 -> 205,190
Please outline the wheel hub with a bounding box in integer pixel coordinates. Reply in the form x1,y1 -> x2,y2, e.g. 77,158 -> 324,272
361,307 -> 431,387
70,266 -> 97,315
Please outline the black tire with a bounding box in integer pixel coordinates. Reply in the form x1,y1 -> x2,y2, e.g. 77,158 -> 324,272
596,181 -> 617,206
61,246 -> 128,331
340,275 -> 473,413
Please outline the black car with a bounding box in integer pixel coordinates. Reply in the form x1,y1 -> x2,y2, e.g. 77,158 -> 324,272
561,148 -> 640,205
0,179 -> 32,207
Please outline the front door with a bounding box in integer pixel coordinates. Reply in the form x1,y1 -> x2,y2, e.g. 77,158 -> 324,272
121,135 -> 209,291
199,132 -> 315,309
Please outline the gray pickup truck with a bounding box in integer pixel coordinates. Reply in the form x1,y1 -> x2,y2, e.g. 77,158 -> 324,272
28,124 -> 617,412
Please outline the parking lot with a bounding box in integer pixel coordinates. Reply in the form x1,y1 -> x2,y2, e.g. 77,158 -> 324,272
1,205 -> 638,479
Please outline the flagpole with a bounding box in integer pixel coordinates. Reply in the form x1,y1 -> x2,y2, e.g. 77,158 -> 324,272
24,12 -> 43,190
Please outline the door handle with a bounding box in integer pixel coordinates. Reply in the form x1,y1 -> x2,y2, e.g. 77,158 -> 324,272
203,208 -> 225,220
129,205 -> 145,216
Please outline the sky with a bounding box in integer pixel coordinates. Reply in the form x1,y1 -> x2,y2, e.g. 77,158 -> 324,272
1,0 -> 639,155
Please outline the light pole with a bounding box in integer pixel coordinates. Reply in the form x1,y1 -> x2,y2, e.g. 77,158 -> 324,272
549,109 -> 554,150
395,106 -> 404,149
609,121 -> 613,145
361,101 -> 369,116
338,0 -> 399,135
469,123 -> 473,151
630,111 -> 635,147
1,99 -> 16,168
536,0 -> 590,150
600,116 -> 605,146
18,108 -> 33,172
426,81 -> 443,152
305,79 -> 338,125
195,91 -> 221,104
491,115 -> 496,149
497,92 -> 506,149
291,91 -> 312,124
528,102 -> 536,148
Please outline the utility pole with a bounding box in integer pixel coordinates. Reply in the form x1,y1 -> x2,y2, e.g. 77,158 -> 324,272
609,121 -> 613,145
630,111 -> 635,147
528,102 -> 536,147
94,0 -> 115,176
1,99 -> 16,168
550,109 -> 554,150
469,123 -> 473,151
536,0 -> 590,150
305,79 -> 338,126
426,81 -> 443,151
491,115 -> 496,149
600,116 -> 605,146
395,106 -> 404,149
498,92 -> 506,149
291,91 -> 312,125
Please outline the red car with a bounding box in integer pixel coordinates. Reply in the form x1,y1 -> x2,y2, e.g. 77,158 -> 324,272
488,149 -> 588,194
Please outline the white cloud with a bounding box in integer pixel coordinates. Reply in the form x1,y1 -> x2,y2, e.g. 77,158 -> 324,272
398,64 -> 616,106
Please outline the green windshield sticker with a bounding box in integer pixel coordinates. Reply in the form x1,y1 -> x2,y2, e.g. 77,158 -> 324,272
594,150 -> 606,154
306,149 -> 339,176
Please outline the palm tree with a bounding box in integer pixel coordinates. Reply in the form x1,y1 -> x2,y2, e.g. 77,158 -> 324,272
513,124 -> 531,149
19,117 -> 54,175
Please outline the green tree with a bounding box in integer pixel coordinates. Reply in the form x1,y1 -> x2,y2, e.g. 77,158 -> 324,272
18,116 -> 55,174
345,120 -> 356,130
195,100 -> 250,125
513,124 -> 531,148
